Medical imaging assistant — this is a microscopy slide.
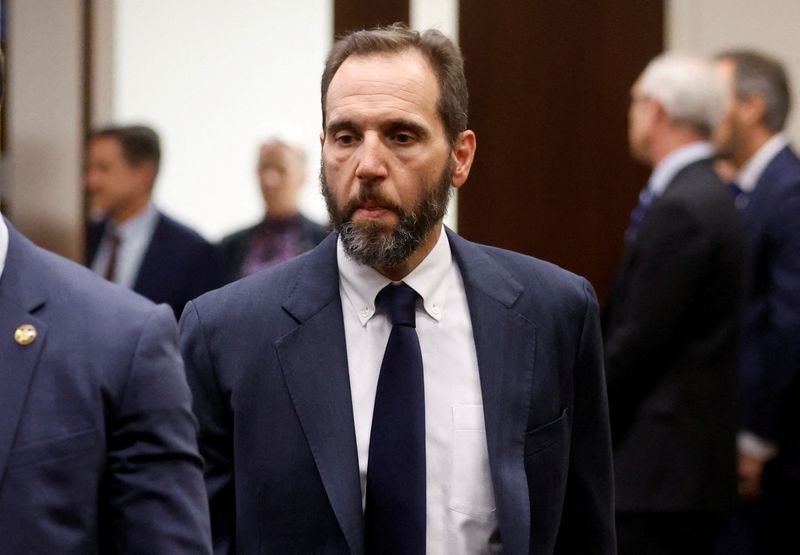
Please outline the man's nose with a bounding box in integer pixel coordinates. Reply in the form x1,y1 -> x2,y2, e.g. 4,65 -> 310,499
355,135 -> 389,181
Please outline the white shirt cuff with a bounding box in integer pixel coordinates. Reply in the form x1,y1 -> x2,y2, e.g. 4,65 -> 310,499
737,431 -> 778,461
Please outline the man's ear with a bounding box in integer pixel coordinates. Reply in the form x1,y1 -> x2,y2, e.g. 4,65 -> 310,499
134,161 -> 158,193
451,130 -> 477,190
740,94 -> 767,127
320,131 -> 325,146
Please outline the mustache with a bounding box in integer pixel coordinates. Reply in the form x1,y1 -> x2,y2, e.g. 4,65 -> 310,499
341,186 -> 405,221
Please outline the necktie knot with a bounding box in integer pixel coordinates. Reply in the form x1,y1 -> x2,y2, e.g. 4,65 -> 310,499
376,283 -> 418,327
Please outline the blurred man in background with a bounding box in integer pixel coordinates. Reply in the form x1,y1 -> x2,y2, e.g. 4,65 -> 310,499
0,49 -> 211,555
85,124 -> 224,317
219,137 -> 328,282
604,53 -> 747,554
713,49 -> 800,555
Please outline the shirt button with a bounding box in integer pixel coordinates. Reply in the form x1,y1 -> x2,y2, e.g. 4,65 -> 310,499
360,307 -> 370,318
432,305 -> 440,315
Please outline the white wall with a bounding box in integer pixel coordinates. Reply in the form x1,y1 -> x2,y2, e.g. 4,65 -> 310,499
667,0 -> 800,142
113,1 -> 332,240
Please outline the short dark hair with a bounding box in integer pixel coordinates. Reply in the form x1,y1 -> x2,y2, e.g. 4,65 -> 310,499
321,23 -> 468,146
716,49 -> 791,133
89,124 -> 161,171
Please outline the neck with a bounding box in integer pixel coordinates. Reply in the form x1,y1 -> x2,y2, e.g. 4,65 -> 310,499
733,126 -> 776,170
377,223 -> 442,282
265,204 -> 300,219
111,197 -> 150,225
650,129 -> 704,167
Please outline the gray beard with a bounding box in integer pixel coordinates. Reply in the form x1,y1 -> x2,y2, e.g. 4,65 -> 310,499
321,162 -> 453,269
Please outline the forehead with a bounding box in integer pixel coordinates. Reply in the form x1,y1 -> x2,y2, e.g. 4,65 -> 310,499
325,49 -> 440,126
259,143 -> 293,164
89,136 -> 126,161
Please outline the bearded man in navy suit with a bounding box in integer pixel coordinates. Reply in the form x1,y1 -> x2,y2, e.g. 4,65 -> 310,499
180,24 -> 615,555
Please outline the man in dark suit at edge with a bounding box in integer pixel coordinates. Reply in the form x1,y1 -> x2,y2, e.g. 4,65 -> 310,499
712,49 -> 800,554
85,124 -> 224,318
0,50 -> 212,554
180,23 -> 615,555
604,53 -> 748,554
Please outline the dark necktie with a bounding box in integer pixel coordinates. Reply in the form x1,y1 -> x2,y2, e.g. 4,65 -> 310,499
104,230 -> 121,282
624,187 -> 655,243
365,282 -> 426,554
729,182 -> 749,211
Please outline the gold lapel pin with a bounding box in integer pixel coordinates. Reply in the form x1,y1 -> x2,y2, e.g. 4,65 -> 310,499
14,324 -> 37,346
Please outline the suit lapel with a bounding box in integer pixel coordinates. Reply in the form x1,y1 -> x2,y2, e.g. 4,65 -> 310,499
132,213 -> 165,296
275,235 -> 364,555
0,223 -> 48,488
447,229 -> 535,555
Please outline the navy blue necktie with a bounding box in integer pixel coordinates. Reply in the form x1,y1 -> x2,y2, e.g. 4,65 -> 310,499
624,187 -> 655,243
729,182 -> 749,211
365,283 -> 426,554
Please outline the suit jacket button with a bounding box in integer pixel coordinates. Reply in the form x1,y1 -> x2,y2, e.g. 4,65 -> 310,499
14,324 -> 37,346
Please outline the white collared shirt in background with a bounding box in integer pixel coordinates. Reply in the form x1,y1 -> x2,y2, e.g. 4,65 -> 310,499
90,203 -> 159,289
337,226 -> 498,553
735,132 -> 789,193
648,141 -> 715,196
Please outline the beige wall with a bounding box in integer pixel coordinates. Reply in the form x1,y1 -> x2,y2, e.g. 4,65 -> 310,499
6,0 -> 85,260
668,0 -> 800,142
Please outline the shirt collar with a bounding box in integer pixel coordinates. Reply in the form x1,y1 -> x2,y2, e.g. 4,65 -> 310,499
0,214 -> 8,281
736,133 -> 789,193
337,225 -> 453,326
111,202 -> 159,241
648,141 -> 714,197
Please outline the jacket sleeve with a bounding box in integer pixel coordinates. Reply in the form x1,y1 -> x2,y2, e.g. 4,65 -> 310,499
180,301 -> 236,555
105,304 -> 212,554
555,280 -> 617,554
604,200 -> 711,438
744,187 -> 800,444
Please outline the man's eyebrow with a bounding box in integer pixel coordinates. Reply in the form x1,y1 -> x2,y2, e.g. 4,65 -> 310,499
326,119 -> 355,135
384,119 -> 429,139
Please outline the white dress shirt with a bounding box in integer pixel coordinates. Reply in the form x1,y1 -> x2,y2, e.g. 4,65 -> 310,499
0,214 -> 8,280
648,141 -> 715,197
337,226 -> 498,553
736,132 -> 789,193
90,203 -> 159,289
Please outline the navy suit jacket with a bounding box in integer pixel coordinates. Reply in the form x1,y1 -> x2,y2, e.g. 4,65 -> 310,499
0,220 -> 212,553
87,211 -> 225,318
739,145 -> 800,487
180,228 -> 615,555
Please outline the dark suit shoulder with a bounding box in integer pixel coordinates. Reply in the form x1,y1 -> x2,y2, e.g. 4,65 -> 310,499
23,234 -> 164,324
450,234 -> 595,323
156,213 -> 218,252
219,223 -> 259,251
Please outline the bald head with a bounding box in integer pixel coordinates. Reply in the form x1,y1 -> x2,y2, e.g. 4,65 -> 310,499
257,139 -> 307,218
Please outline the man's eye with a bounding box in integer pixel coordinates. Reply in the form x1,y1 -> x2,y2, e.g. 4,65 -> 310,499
394,133 -> 414,144
335,134 -> 355,145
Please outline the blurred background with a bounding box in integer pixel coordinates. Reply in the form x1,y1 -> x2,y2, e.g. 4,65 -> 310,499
1,0 -> 799,304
